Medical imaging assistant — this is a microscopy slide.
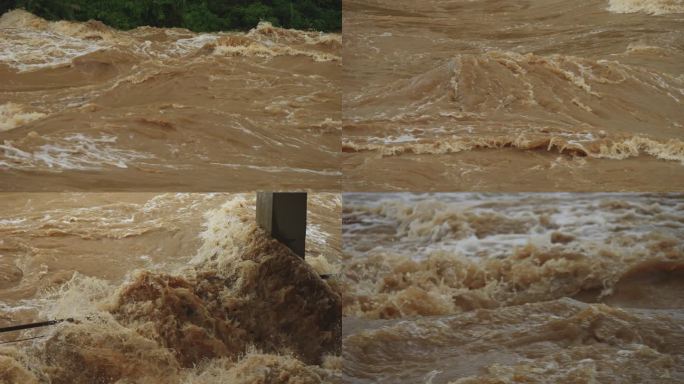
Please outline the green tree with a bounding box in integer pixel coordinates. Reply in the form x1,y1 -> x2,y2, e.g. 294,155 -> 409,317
0,0 -> 341,32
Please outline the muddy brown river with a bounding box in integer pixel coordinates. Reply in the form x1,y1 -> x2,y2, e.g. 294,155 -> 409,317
342,0 -> 684,191
341,193 -> 684,383
0,10 -> 341,191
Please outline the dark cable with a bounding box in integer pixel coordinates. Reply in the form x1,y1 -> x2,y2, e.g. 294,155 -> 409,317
0,318 -> 74,334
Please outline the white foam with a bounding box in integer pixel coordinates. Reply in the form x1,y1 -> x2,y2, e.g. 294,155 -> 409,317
344,193 -> 684,262
191,195 -> 253,267
608,0 -> 684,15
211,163 -> 341,176
0,134 -> 151,170
0,217 -> 26,225
0,102 -> 46,131
307,224 -> 329,247
0,29 -> 107,72
384,134 -> 419,144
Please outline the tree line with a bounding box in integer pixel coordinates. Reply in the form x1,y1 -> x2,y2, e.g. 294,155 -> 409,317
0,0 -> 341,32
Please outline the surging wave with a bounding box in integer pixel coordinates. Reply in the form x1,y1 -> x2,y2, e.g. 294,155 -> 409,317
0,196 -> 341,383
343,298 -> 683,384
208,21 -> 341,62
351,51 -> 684,120
0,9 -> 340,72
345,50 -> 684,163
341,193 -> 684,383
341,245 -> 684,318
343,134 -> 684,163
0,134 -> 152,170
0,10 -> 341,189
0,10 -> 116,72
341,194 -> 684,318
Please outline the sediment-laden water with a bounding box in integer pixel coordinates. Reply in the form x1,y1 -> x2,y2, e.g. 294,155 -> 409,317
342,0 -> 684,191
0,10 -> 341,191
0,193 -> 342,383
341,193 -> 684,383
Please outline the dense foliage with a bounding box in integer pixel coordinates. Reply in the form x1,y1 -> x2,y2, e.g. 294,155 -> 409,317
0,0 -> 341,32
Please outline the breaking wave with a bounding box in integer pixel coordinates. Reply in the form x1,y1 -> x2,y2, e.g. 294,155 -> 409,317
0,195 -> 342,383
341,193 -> 684,383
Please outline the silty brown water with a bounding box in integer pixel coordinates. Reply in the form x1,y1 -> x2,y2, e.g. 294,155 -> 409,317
0,10 -> 341,191
0,193 -> 342,383
342,0 -> 684,191
341,193 -> 684,383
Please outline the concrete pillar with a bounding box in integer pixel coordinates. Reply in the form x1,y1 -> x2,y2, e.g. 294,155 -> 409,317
256,192 -> 307,258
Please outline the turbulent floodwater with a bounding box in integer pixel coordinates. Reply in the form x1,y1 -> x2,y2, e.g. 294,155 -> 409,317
0,10 -> 341,191
341,193 -> 684,383
342,0 -> 684,191
0,193 -> 342,383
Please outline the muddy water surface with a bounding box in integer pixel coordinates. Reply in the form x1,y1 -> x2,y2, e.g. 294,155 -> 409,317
342,0 -> 684,191
0,193 -> 342,383
0,10 -> 341,191
341,193 -> 684,383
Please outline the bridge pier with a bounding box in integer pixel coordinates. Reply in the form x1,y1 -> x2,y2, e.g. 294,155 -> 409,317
256,192 -> 307,258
